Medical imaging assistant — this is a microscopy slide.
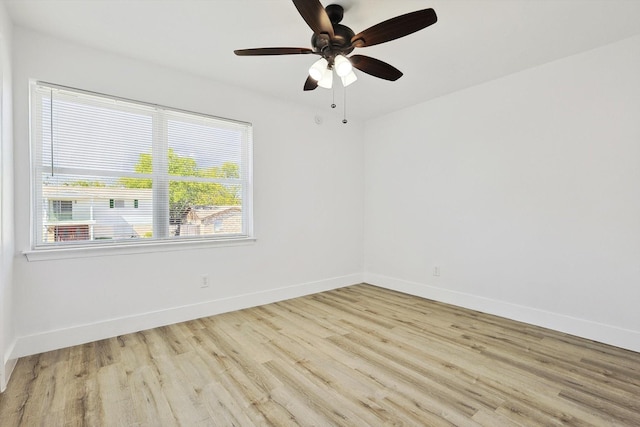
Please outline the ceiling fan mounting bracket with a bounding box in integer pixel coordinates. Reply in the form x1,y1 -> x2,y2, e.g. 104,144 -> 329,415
325,4 -> 344,24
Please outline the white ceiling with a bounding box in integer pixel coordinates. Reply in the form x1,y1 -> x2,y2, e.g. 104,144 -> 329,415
5,0 -> 640,120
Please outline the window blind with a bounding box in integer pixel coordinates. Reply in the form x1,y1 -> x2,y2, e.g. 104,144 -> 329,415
30,82 -> 253,248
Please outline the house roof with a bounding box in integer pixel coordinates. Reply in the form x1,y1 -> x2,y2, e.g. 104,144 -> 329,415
186,206 -> 241,222
43,186 -> 152,200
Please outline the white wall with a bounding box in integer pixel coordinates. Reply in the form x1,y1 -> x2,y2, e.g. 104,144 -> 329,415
0,1 -> 14,391
11,27 -> 364,357
364,35 -> 640,352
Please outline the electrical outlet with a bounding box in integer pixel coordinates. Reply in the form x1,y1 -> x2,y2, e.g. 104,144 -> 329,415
200,274 -> 210,288
433,266 -> 440,277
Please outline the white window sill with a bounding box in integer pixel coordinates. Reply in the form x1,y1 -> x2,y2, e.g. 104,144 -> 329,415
23,237 -> 256,261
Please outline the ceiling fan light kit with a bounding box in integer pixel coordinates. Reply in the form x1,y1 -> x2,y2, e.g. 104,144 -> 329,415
309,57 -> 329,81
234,0 -> 437,121
333,54 -> 353,77
317,68 -> 333,89
341,70 -> 357,87
308,54 -> 356,90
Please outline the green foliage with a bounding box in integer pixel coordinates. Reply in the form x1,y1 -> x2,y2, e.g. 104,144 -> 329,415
119,150 -> 241,215
64,180 -> 106,187
119,153 -> 152,189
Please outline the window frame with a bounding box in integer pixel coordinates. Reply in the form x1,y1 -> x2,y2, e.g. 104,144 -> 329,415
26,81 -> 254,260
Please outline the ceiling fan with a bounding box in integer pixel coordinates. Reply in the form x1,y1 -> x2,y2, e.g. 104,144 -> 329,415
234,0 -> 438,91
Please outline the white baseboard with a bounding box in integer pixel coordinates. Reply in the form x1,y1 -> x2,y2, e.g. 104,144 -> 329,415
11,273 -> 363,359
365,272 -> 640,353
1,341 -> 18,392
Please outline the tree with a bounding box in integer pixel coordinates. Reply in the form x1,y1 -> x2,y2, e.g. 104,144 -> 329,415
120,149 -> 240,204
119,153 -> 152,189
120,149 -> 241,234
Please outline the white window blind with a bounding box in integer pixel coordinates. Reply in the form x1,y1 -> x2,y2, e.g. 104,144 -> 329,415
30,82 -> 253,249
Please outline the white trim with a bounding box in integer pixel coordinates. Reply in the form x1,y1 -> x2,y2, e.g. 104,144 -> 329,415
37,81 -> 251,127
10,274 -> 363,358
1,340 -> 17,392
365,272 -> 640,353
23,237 -> 257,261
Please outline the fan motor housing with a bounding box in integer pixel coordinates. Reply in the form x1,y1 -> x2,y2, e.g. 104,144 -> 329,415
311,4 -> 355,58
311,23 -> 355,57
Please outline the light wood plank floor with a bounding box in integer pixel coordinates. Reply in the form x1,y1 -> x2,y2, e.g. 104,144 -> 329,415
1,284 -> 639,426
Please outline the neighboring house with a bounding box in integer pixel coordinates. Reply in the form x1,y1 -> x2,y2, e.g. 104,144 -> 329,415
179,206 -> 242,236
42,186 -> 242,242
42,186 -> 152,242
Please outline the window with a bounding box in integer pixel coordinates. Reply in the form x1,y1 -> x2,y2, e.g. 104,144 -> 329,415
30,82 -> 253,249
109,199 -> 125,209
51,200 -> 73,221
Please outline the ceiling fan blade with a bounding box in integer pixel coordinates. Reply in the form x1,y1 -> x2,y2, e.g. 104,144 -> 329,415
351,8 -> 437,48
234,47 -> 315,56
303,75 -> 318,91
350,55 -> 403,81
292,0 -> 334,38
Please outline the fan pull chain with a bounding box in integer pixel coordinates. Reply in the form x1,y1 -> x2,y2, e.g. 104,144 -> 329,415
331,83 -> 336,109
342,86 -> 348,124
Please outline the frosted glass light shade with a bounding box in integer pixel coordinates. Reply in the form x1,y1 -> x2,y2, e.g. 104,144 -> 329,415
341,70 -> 357,87
309,58 -> 328,81
334,55 -> 353,77
317,69 -> 333,89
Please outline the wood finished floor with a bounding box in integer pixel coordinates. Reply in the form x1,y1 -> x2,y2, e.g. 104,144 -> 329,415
1,284 -> 639,426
